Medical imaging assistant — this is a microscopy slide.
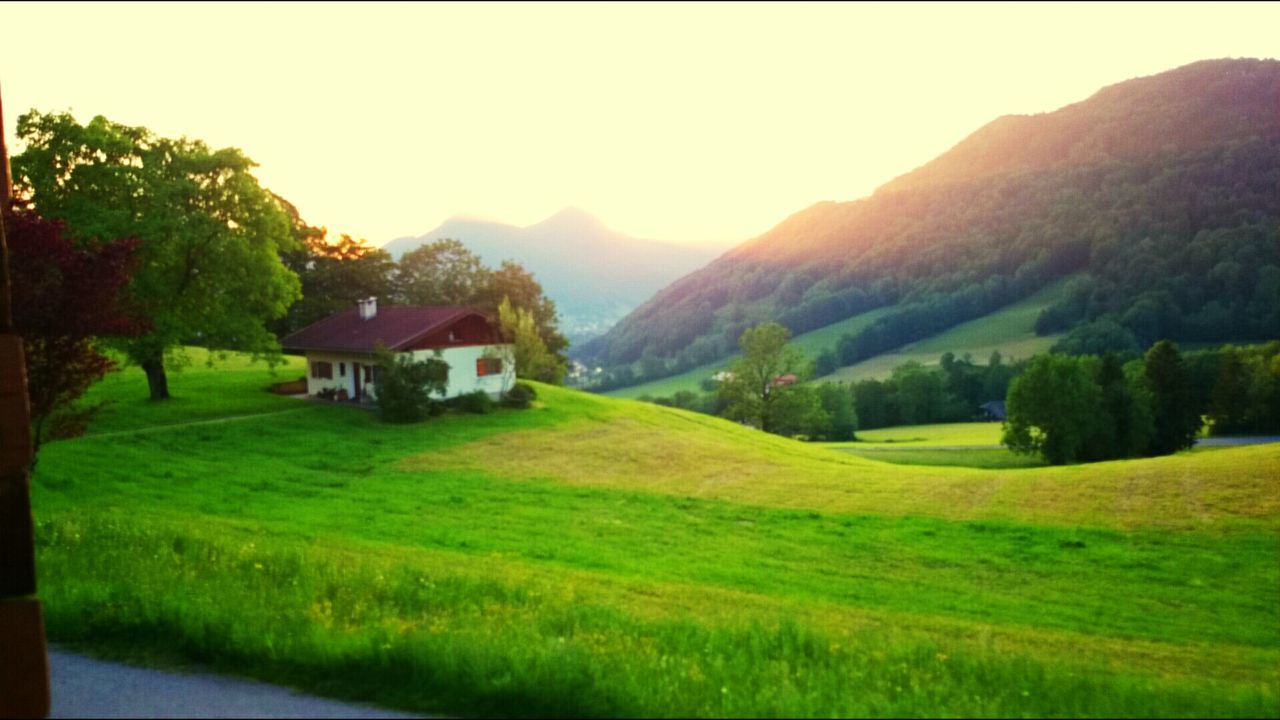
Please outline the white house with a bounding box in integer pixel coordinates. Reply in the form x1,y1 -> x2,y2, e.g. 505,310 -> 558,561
280,298 -> 516,402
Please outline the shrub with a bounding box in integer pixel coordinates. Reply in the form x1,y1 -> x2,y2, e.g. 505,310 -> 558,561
450,390 -> 496,414
502,382 -> 537,409
374,348 -> 449,423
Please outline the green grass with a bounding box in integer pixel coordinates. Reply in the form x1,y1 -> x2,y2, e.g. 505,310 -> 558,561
30,354 -> 1280,717
830,422 -> 1005,447
79,348 -> 308,436
836,447 -> 1049,469
604,307 -> 894,399
819,278 -> 1075,383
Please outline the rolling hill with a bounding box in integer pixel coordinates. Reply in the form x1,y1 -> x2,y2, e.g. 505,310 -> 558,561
383,208 -> 729,342
30,354 -> 1280,716
580,58 -> 1280,389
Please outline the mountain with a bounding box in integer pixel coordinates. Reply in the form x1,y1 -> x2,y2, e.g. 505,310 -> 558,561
382,208 -> 727,342
580,58 -> 1280,383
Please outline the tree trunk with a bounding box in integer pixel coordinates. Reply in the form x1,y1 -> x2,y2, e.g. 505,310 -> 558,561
141,356 -> 170,400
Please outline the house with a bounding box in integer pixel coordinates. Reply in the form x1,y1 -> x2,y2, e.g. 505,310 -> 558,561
979,400 -> 1006,422
280,297 -> 515,403
772,374 -> 798,387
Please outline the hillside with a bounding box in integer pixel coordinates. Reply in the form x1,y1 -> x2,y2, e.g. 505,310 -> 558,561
30,355 -> 1280,716
580,58 -> 1280,387
604,277 -> 1071,399
383,208 -> 728,342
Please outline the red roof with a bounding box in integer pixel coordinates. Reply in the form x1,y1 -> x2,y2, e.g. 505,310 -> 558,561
280,305 -> 490,353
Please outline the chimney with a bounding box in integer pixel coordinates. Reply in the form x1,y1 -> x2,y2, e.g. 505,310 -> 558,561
357,297 -> 377,321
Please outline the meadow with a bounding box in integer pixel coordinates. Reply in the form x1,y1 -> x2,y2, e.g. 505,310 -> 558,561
30,354 -> 1280,717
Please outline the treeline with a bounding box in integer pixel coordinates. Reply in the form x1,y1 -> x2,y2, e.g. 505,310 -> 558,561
640,347 -> 1025,439
581,61 -> 1280,389
1003,341 -> 1280,464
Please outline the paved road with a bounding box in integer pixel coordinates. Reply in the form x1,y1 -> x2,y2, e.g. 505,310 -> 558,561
48,649 -> 422,719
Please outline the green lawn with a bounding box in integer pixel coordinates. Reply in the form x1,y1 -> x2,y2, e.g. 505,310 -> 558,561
818,278 -> 1075,383
829,422 -> 1005,447
30,354 -> 1280,717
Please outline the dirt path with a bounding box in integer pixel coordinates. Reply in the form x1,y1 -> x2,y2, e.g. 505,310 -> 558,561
48,648 -> 424,718
76,408 -> 308,440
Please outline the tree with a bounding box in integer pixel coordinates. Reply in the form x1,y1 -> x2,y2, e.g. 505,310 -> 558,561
372,346 -> 449,423
13,111 -> 301,400
4,202 -> 139,450
1085,353 -> 1154,460
393,239 -> 489,306
1003,353 -> 1104,465
1143,340 -> 1202,454
498,296 -> 566,384
765,384 -> 830,439
717,322 -> 809,433
479,260 -> 568,360
272,197 -> 394,336
816,382 -> 858,440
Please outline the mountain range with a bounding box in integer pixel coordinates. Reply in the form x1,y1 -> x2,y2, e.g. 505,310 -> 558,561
579,58 -> 1280,384
382,208 -> 729,342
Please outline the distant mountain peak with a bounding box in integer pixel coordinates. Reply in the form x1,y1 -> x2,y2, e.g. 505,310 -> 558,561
529,206 -> 611,235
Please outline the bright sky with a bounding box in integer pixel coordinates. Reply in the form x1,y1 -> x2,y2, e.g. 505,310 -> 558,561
2,2 -> 1277,248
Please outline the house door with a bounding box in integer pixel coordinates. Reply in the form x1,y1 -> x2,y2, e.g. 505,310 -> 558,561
352,362 -> 361,402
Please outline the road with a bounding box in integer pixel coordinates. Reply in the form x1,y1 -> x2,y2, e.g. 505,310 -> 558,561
48,649 -> 423,719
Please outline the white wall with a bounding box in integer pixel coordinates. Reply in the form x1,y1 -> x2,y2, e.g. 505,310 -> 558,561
303,344 -> 515,402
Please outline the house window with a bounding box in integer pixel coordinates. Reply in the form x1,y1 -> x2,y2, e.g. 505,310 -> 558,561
339,362 -> 346,377
371,365 -> 383,385
476,357 -> 503,377
311,361 -> 333,379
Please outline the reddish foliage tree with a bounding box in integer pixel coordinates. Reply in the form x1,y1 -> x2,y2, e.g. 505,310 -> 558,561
4,201 -> 141,449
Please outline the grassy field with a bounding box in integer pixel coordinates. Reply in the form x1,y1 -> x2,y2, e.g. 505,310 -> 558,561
31,354 -> 1280,717
818,278 -> 1075,384
603,307 -> 894,400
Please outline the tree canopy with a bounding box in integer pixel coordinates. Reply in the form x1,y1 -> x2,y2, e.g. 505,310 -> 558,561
717,323 -> 826,436
4,201 -> 139,450
13,110 -> 301,399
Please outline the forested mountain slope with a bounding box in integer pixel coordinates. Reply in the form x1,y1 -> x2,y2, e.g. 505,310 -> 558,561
579,58 -> 1280,383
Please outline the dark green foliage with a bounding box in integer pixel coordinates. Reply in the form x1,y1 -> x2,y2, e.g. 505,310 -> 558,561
1205,343 -> 1280,435
582,60 -> 1280,383
373,348 -> 450,423
815,383 -> 858,441
1050,318 -> 1141,357
450,390 -> 496,415
1004,355 -> 1105,465
851,354 -> 1026,431
1082,355 -> 1155,461
502,382 -> 537,409
1143,341 -> 1203,454
764,385 -> 830,439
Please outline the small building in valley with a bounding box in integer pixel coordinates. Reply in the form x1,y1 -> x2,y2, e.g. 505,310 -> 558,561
979,400 -> 1007,422
280,298 -> 515,403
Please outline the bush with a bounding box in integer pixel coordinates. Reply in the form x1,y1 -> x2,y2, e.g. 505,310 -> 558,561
450,390 -> 496,414
502,382 -> 537,409
374,348 -> 449,423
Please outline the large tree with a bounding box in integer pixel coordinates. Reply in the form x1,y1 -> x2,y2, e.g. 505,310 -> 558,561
1143,340 -> 1203,454
1003,353 -> 1104,465
497,296 -> 566,384
393,238 -> 490,306
717,322 -> 815,434
12,111 -> 301,399
4,201 -> 138,450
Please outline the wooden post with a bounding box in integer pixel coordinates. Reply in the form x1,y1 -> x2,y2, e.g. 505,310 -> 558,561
0,82 -> 52,719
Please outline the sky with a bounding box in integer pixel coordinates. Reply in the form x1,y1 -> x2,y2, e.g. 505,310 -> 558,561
2,2 -> 1278,248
